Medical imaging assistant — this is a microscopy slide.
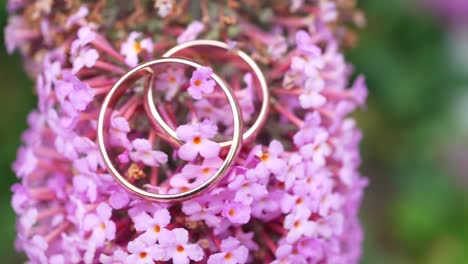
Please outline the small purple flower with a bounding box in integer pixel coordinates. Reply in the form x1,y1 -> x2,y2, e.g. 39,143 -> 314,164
55,73 -> 94,116
222,201 -> 251,224
154,228 -> 204,264
126,235 -> 158,264
133,208 -> 171,243
120,32 -> 154,67
182,196 -> 223,227
299,131 -> 331,167
109,116 -> 132,149
155,67 -> 186,101
83,203 -> 116,246
129,138 -> 168,167
177,20 -> 204,43
254,140 -> 287,177
187,66 -> 216,100
176,120 -> 220,161
207,237 -> 249,264
12,147 -> 37,179
271,243 -> 307,264
284,208 -> 317,243
228,173 -> 268,205
71,48 -> 99,73
170,157 -> 223,190
154,0 -> 174,18
66,6 -> 89,28
100,248 -> 128,264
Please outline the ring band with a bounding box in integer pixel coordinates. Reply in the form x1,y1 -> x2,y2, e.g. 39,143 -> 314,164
97,57 -> 243,202
145,40 -> 270,148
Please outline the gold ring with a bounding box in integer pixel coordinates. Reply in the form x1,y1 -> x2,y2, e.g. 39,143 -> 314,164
145,39 -> 269,148
97,57 -> 243,202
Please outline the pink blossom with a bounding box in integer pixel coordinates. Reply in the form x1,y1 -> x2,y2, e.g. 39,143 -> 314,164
120,32 -> 153,67
182,196 -> 223,227
155,67 -> 186,101
129,138 -> 168,167
126,235 -> 158,264
228,173 -> 268,205
284,208 -> 317,243
222,201 -> 251,224
100,248 -> 128,264
254,140 -> 287,177
154,0 -> 174,17
187,66 -> 216,100
207,237 -> 249,264
154,228 -> 204,264
299,131 -> 332,167
55,73 -> 94,116
133,208 -> 171,243
170,157 -> 223,190
271,244 -> 307,264
66,6 -> 89,28
176,120 -> 220,161
83,203 -> 116,246
177,20 -> 204,43
109,116 -> 132,149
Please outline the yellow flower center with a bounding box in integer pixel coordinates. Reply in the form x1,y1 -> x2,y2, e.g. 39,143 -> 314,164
194,79 -> 202,86
228,208 -> 236,216
139,252 -> 147,259
224,252 -> 233,260
133,42 -> 142,53
192,136 -> 202,145
260,153 -> 270,162
294,220 -> 301,228
176,245 -> 185,252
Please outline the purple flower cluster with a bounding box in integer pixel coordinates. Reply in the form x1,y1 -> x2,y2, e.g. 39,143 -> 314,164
7,1 -> 367,263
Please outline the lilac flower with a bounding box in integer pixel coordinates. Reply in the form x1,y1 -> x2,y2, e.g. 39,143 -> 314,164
55,73 -> 94,116
170,157 -> 223,190
176,120 -> 220,161
120,32 -> 154,67
83,203 -> 116,246
187,66 -> 216,100
207,237 -> 249,264
154,228 -> 204,264
228,173 -> 268,205
254,140 -> 287,177
155,67 -> 186,101
222,201 -> 251,224
66,6 -> 89,28
271,244 -> 307,264
109,116 -> 132,148
154,0 -> 174,18
12,147 -> 37,179
177,20 -> 204,43
299,131 -> 332,167
71,48 -> 99,73
129,138 -> 168,167
100,248 -> 128,264
133,208 -> 171,243
284,208 -> 317,243
194,99 -> 229,124
126,235 -> 158,264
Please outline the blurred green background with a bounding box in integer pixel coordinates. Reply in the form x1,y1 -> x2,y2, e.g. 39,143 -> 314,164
1,0 -> 467,263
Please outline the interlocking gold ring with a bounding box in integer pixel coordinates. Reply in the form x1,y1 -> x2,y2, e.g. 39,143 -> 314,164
145,39 -> 269,148
97,57 -> 243,202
